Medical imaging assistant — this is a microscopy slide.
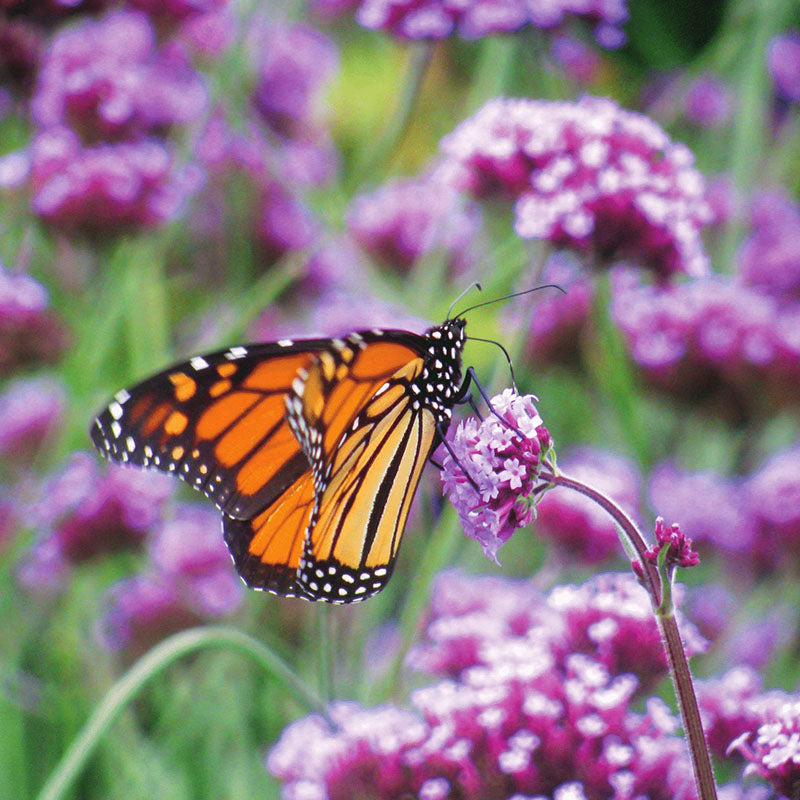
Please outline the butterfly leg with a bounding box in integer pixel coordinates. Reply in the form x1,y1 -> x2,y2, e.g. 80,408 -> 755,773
457,367 -> 524,438
435,420 -> 480,492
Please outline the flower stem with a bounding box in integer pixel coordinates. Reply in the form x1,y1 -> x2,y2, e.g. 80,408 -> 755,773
541,471 -> 718,800
349,41 -> 435,190
35,626 -> 329,800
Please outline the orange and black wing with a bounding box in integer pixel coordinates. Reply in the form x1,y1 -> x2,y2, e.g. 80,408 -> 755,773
91,339 -> 337,597
284,331 -> 439,602
91,340 -> 334,520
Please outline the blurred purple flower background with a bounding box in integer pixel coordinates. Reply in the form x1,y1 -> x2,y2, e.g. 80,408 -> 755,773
3,2 -> 800,798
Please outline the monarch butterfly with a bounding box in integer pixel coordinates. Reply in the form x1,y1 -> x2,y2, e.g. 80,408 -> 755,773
91,313 -> 475,603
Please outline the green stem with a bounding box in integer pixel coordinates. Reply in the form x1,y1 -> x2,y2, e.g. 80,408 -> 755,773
543,471 -> 717,800
349,41 -> 435,190
717,0 -> 789,271
35,626 -> 329,800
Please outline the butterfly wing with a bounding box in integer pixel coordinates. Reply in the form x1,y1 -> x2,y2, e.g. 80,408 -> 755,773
285,331 -> 440,602
89,340 -> 341,522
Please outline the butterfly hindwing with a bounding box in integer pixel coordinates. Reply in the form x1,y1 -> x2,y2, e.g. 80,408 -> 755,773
91,340 -> 330,520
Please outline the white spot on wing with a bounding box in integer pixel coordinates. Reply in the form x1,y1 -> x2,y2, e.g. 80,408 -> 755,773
190,356 -> 209,370
114,389 -> 130,403
109,402 -> 123,420
111,421 -> 122,438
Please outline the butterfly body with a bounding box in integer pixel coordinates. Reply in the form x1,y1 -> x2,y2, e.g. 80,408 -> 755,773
91,318 -> 467,602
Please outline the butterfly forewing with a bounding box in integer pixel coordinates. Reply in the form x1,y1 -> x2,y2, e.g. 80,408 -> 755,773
91,341 -> 329,519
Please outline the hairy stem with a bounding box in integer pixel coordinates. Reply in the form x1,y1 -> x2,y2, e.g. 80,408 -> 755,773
541,471 -> 718,800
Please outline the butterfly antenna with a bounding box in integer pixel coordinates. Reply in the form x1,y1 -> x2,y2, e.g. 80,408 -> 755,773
454,283 -> 566,318
446,282 -> 482,320
466,335 -> 518,391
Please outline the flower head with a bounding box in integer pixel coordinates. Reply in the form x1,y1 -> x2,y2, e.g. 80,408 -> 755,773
728,696 -> 800,798
31,128 -> 201,230
767,32 -> 800,103
440,96 -> 711,279
269,571 -> 701,800
21,451 -> 173,586
348,173 -> 481,275
683,75 -> 733,128
250,22 -> 338,138
746,445 -> 800,564
32,11 -> 206,141
441,389 -> 553,563
738,191 -> 800,301
644,517 -> 700,570
0,263 -> 68,375
0,375 -> 66,468
355,0 -> 628,46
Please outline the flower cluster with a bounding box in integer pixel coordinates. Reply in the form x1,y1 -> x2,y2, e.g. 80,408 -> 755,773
649,446 -> 800,574
611,271 -> 800,418
694,667 -> 782,760
18,451 -> 173,593
0,262 -> 68,375
355,0 -> 628,46
728,696 -> 800,798
0,375 -> 66,469
411,572 -> 704,688
347,173 -> 481,275
269,570 -> 704,800
251,22 -> 338,139
534,447 -> 640,564
97,504 -> 243,654
738,191 -> 800,300
767,32 -> 800,104
643,517 -> 699,570
440,96 -> 712,279
441,389 -> 553,563
30,10 -> 207,230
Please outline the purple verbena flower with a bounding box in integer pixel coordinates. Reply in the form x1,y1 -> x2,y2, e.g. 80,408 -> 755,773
177,5 -> 236,59
441,389 -> 553,563
96,573 -> 199,654
547,573 -> 706,691
32,11 -> 206,141
31,127 -> 201,230
270,572 -> 701,799
612,270 -> 800,417
644,517 -> 699,570
683,75 -> 733,128
0,375 -> 66,467
696,667 -> 767,759
0,263 -> 68,375
406,570 -> 551,677
728,695 -> 800,798
250,22 -> 338,138
440,96 -> 711,279
355,0 -> 628,46
534,447 -> 640,564
738,190 -> 800,301
767,32 -> 800,103
551,35 -> 602,85
255,181 -> 318,261
96,503 -> 242,652
347,173 -> 481,275
745,445 -> 800,566
148,503 -> 243,617
27,451 -> 173,566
